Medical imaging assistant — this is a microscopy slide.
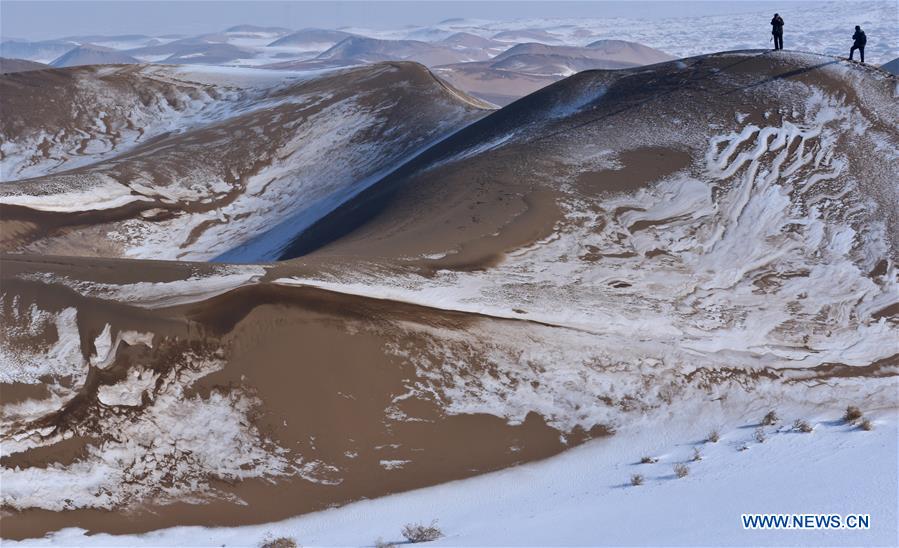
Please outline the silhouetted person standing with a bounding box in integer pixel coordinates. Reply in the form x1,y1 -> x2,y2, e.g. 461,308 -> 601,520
850,25 -> 866,63
771,13 -> 784,50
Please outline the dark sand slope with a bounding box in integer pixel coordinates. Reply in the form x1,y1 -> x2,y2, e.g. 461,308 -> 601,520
0,62 -> 491,261
1,51 -> 898,540
0,58 -> 49,74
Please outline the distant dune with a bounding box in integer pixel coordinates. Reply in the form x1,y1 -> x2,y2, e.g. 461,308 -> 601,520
50,44 -> 140,67
126,38 -> 256,64
435,40 -> 674,105
491,29 -> 563,44
882,57 -> 899,74
315,35 -> 491,66
268,28 -> 357,49
224,24 -> 292,35
0,39 -> 77,63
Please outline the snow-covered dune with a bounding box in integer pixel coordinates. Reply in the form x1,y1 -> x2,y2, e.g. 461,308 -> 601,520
0,62 -> 491,261
1,50 -> 896,545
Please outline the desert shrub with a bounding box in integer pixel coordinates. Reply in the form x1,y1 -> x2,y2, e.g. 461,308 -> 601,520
374,539 -> 396,548
640,455 -> 658,464
707,430 -> 720,443
674,463 -> 689,478
402,521 -> 443,543
691,447 -> 703,461
630,473 -> 644,486
762,410 -> 779,425
261,537 -> 297,548
754,427 -> 766,443
860,418 -> 874,431
793,419 -> 813,433
844,406 -> 863,422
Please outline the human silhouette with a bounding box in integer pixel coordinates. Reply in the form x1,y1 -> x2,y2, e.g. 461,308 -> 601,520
850,25 -> 866,63
771,13 -> 785,50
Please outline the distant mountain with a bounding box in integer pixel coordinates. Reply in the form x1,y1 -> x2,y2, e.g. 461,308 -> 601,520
404,27 -> 455,42
439,32 -> 509,58
0,57 -> 49,74
486,41 -> 675,74
491,29 -> 563,44
881,57 -> 899,75
127,38 -> 255,64
440,32 -> 504,49
50,44 -> 140,68
0,39 -> 77,63
224,25 -> 292,34
316,36 -> 487,66
586,39 -> 678,65
60,34 -> 157,49
435,40 -> 675,106
267,28 -> 356,49
164,43 -> 256,64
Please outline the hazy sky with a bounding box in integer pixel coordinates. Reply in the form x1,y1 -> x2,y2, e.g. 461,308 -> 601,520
1,1 -> 820,40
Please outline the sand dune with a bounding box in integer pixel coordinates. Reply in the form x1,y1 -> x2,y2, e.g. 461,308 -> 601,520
0,40 -> 77,64
49,45 -> 141,68
267,28 -> 357,50
0,62 -> 491,261
1,50 -> 897,542
0,58 -> 48,74
315,36 -> 492,66
882,57 -> 899,75
434,39 -> 674,105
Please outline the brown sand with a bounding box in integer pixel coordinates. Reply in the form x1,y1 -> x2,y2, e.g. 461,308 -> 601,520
0,257 -> 607,539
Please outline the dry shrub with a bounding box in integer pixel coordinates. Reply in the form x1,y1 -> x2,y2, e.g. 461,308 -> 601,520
707,430 -> 720,443
630,473 -> 644,486
674,463 -> 689,478
860,418 -> 874,431
754,427 -> 766,443
844,406 -> 863,422
640,455 -> 658,464
793,419 -> 813,433
402,521 -> 443,543
762,410 -> 779,425
261,538 -> 297,548
691,447 -> 703,461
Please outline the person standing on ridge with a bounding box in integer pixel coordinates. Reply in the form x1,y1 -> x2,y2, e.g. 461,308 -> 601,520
771,13 -> 785,50
850,25 -> 867,63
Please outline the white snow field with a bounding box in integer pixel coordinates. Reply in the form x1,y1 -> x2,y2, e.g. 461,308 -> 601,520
14,404 -> 897,546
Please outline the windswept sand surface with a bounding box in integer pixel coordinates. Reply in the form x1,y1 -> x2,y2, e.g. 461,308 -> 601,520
1,52 -> 897,542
